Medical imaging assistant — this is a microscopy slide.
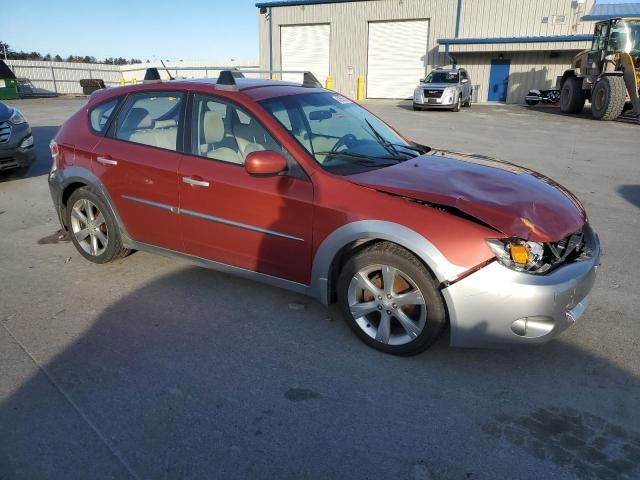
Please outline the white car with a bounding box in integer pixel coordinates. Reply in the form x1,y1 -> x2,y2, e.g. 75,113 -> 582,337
413,67 -> 472,112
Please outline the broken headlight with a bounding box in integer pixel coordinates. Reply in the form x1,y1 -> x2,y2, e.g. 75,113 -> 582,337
487,226 -> 592,275
487,239 -> 549,273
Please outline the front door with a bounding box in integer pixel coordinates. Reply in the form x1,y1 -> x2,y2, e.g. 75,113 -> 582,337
94,91 -> 185,251
178,94 -> 314,284
488,59 -> 511,102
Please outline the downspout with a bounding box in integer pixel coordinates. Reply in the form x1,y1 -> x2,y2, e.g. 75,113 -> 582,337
268,7 -> 273,77
447,0 -> 462,68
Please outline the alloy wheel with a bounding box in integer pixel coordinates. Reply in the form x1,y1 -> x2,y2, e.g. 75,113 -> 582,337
347,264 -> 427,345
70,198 -> 109,256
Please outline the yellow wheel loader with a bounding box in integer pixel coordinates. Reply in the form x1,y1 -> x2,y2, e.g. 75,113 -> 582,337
560,17 -> 640,121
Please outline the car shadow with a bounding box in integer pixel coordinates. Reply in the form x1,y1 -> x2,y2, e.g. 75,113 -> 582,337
0,125 -> 58,183
1,266 -> 639,479
618,185 -> 640,209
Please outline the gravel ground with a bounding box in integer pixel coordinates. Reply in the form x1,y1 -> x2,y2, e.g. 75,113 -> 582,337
1,97 -> 638,480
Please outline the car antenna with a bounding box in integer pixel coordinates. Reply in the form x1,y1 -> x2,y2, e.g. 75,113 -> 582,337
160,60 -> 175,80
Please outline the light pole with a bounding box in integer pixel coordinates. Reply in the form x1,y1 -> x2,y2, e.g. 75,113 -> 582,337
2,44 -> 7,61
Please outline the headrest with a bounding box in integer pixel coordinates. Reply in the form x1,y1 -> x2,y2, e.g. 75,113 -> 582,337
154,119 -> 176,129
121,107 -> 151,131
203,111 -> 225,144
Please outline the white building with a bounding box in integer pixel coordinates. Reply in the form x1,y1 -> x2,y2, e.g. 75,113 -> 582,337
257,0 -> 598,103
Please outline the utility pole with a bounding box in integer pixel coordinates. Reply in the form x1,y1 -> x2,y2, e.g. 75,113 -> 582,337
2,44 -> 7,61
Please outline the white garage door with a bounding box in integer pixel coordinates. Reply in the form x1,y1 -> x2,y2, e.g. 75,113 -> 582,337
367,20 -> 430,99
281,24 -> 330,85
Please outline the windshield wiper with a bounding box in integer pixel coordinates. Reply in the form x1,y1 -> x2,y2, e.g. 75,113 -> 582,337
387,143 -> 429,156
315,151 -> 401,165
363,119 -> 406,159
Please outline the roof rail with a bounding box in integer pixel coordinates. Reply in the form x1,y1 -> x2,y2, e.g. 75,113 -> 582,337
214,69 -> 323,90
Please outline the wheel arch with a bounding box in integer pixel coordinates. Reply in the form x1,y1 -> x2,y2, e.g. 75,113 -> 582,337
309,220 -> 466,306
57,166 -> 133,247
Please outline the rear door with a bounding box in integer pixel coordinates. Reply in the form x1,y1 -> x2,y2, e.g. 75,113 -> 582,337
93,91 -> 185,251
178,93 -> 314,284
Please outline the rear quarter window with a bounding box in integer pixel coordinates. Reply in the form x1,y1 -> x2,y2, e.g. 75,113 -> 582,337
89,99 -> 119,133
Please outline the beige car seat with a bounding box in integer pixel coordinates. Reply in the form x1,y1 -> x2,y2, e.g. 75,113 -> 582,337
201,110 -> 243,164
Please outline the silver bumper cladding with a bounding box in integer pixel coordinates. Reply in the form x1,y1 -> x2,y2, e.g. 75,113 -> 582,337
443,233 -> 600,347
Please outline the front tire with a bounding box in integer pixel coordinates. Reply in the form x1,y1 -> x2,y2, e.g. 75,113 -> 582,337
560,76 -> 585,114
65,187 -> 130,264
337,242 -> 447,356
591,76 -> 626,121
452,96 -> 461,112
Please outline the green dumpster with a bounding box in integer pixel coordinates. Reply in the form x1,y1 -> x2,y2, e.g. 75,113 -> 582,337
0,60 -> 19,100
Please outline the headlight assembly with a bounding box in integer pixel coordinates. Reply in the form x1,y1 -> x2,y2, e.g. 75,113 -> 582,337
9,108 -> 26,125
486,238 -> 550,274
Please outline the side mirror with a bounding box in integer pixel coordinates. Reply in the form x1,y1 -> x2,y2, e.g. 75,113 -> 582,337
461,78 -> 469,83
245,150 -> 288,176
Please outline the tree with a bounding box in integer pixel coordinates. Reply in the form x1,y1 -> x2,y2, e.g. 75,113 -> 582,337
54,54 -> 63,62
44,53 -> 52,61
0,40 -> 13,59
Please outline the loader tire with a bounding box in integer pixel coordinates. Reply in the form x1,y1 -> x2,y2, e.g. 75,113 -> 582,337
560,76 -> 585,114
591,76 -> 626,121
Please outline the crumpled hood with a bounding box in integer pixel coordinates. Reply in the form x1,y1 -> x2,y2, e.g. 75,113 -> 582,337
347,150 -> 586,242
0,102 -> 12,122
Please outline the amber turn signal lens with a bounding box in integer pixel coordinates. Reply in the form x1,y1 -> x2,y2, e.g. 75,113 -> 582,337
510,244 -> 530,265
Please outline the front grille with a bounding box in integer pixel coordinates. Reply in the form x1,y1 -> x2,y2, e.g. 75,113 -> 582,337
423,89 -> 443,98
0,157 -> 19,171
0,122 -> 10,143
540,223 -> 596,273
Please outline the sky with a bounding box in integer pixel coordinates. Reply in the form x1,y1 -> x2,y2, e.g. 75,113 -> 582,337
3,0 -> 640,62
2,0 -> 260,62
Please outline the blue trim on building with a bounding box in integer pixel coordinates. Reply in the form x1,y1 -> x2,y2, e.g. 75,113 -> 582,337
256,0 -> 363,8
437,35 -> 593,45
582,13 -> 640,21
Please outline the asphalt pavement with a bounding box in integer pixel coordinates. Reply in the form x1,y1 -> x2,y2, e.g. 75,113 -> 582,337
0,97 -> 638,480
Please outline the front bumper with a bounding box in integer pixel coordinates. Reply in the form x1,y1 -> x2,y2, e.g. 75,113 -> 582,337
413,90 -> 458,108
443,232 -> 601,347
0,122 -> 36,172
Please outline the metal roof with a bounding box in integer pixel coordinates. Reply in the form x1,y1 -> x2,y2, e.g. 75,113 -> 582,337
437,35 -> 593,45
255,0 -> 362,8
582,2 -> 640,21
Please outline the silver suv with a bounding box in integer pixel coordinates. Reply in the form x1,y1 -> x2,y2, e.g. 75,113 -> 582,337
413,67 -> 472,112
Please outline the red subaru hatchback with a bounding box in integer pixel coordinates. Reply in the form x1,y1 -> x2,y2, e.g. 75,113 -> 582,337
49,70 -> 600,355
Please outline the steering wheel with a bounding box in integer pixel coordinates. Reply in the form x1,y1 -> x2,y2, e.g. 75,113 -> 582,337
331,134 -> 358,153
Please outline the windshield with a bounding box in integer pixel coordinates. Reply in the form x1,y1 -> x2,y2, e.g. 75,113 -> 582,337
258,92 -> 426,174
610,20 -> 640,53
423,71 -> 459,84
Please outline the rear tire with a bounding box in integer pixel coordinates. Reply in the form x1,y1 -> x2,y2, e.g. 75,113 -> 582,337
337,242 -> 447,356
560,76 -> 585,114
65,187 -> 130,264
591,76 -> 626,121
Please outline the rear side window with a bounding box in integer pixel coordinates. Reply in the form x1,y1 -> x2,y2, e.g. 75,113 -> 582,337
113,92 -> 184,151
89,99 -> 118,133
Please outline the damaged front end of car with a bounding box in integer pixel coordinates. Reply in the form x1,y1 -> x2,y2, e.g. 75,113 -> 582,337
485,222 -> 598,275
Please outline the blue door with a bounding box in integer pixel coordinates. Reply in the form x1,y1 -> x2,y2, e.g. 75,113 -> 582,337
488,59 -> 511,102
